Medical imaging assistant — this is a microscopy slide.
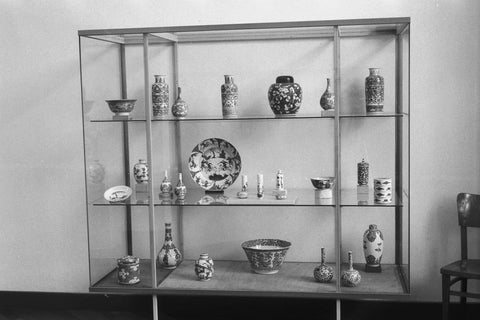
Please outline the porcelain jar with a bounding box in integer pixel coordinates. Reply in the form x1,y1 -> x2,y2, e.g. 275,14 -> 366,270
313,247 -> 334,283
365,68 -> 384,113
268,76 -> 302,116
133,159 -> 149,184
221,75 -> 238,118
363,224 -> 384,272
194,253 -> 214,281
157,222 -> 182,269
117,255 -> 140,285
152,75 -> 169,117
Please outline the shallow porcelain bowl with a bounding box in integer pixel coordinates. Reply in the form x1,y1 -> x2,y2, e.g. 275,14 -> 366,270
310,177 -> 335,190
241,239 -> 291,274
104,185 -> 133,202
105,99 -> 136,116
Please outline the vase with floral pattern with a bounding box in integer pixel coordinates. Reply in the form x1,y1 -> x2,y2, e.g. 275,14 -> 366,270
152,75 -> 169,117
319,78 -> 335,111
174,173 -> 187,200
365,68 -> 384,113
341,251 -> 361,287
172,87 -> 188,118
221,75 -> 238,118
157,222 -> 182,269
133,159 -> 149,184
313,247 -> 334,283
363,224 -> 384,272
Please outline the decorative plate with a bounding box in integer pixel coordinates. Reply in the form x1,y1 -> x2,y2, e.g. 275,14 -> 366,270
188,138 -> 241,192
104,185 -> 133,202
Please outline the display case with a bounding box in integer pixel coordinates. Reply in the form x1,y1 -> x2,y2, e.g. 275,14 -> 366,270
79,17 -> 410,319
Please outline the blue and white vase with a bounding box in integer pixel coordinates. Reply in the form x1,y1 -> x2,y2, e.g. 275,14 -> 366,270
221,75 -> 239,118
341,251 -> 361,287
365,68 -> 384,113
133,159 -> 149,184
157,222 -> 182,269
363,224 -> 384,272
152,75 -> 169,117
313,247 -> 333,283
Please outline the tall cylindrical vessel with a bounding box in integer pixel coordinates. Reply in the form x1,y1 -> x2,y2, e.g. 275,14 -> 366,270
152,75 -> 169,117
157,222 -> 182,269
365,68 -> 384,113
221,75 -> 239,118
363,224 -> 384,272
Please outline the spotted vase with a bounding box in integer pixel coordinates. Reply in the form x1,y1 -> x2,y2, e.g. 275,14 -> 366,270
313,247 -> 334,283
340,251 -> 361,287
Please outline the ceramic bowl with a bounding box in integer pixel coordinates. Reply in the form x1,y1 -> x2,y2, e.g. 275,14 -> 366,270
310,177 -> 335,190
104,185 -> 133,202
105,99 -> 136,116
241,239 -> 291,274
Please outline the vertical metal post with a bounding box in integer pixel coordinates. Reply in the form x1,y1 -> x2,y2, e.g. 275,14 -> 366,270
143,33 -> 159,320
395,32 -> 403,266
120,43 -> 133,255
333,25 -> 342,320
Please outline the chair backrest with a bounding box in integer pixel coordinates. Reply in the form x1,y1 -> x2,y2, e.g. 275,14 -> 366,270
457,192 -> 480,260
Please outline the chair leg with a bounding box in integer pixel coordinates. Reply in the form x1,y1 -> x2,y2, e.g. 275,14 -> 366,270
442,274 -> 450,320
460,279 -> 467,304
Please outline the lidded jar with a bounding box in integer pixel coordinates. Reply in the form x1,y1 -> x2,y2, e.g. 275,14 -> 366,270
117,255 -> 140,285
362,224 -> 384,272
194,253 -> 214,281
221,75 -> 239,118
268,76 -> 302,116
365,68 -> 384,113
152,74 -> 169,117
133,159 -> 149,184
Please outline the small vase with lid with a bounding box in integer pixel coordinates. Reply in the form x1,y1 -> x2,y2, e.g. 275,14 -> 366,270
221,75 -> 239,118
174,173 -> 187,200
194,253 -> 214,281
172,87 -> 188,118
313,247 -> 334,283
152,75 -> 169,117
341,251 -> 361,287
363,224 -> 384,272
319,78 -> 335,111
365,68 -> 384,113
157,222 -> 182,269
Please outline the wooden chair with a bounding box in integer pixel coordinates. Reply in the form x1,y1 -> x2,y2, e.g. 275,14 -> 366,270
440,192 -> 480,320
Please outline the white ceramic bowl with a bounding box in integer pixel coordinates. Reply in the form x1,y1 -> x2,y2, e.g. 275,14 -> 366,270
104,185 -> 133,202
241,239 -> 291,274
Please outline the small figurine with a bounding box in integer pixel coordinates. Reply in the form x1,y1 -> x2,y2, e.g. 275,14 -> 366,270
275,170 -> 287,200
257,173 -> 264,199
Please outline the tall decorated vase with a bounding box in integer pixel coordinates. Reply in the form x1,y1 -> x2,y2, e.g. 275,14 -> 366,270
362,224 -> 384,272
313,247 -> 334,283
172,87 -> 188,118
152,75 -> 169,117
221,75 -> 239,118
340,251 -> 361,287
365,68 -> 384,113
268,76 -> 302,116
319,78 -> 335,111
157,222 -> 182,269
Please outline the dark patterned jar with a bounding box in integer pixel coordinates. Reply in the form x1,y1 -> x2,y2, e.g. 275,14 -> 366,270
365,68 -> 384,112
268,76 -> 302,116
117,255 -> 140,285
221,75 -> 239,118
152,75 -> 169,117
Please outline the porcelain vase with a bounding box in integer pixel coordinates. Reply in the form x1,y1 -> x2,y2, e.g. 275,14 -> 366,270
319,78 -> 335,111
221,75 -> 238,118
160,170 -> 173,198
365,68 -> 384,113
268,76 -> 302,116
174,173 -> 187,200
313,247 -> 334,283
172,87 -> 188,118
152,75 -> 169,117
133,159 -> 149,184
363,224 -> 384,272
157,222 -> 182,269
194,253 -> 214,281
340,251 -> 361,287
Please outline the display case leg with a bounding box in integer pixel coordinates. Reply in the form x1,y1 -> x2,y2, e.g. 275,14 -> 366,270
152,295 -> 158,320
336,299 -> 341,320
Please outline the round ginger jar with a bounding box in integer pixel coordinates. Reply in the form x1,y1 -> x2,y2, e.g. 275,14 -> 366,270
194,253 -> 214,281
268,75 -> 302,116
362,224 -> 384,272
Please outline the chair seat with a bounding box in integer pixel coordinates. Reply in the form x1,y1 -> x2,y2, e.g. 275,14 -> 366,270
441,259 -> 480,279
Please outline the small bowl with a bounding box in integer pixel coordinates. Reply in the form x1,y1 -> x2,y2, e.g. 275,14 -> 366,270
105,99 -> 136,116
104,185 -> 133,202
241,239 -> 291,274
310,177 -> 335,190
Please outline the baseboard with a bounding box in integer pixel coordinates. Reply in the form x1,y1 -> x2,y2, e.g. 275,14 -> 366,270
0,291 -> 478,319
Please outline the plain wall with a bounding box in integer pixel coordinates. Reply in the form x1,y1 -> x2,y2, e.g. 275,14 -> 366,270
1,0 -> 479,301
